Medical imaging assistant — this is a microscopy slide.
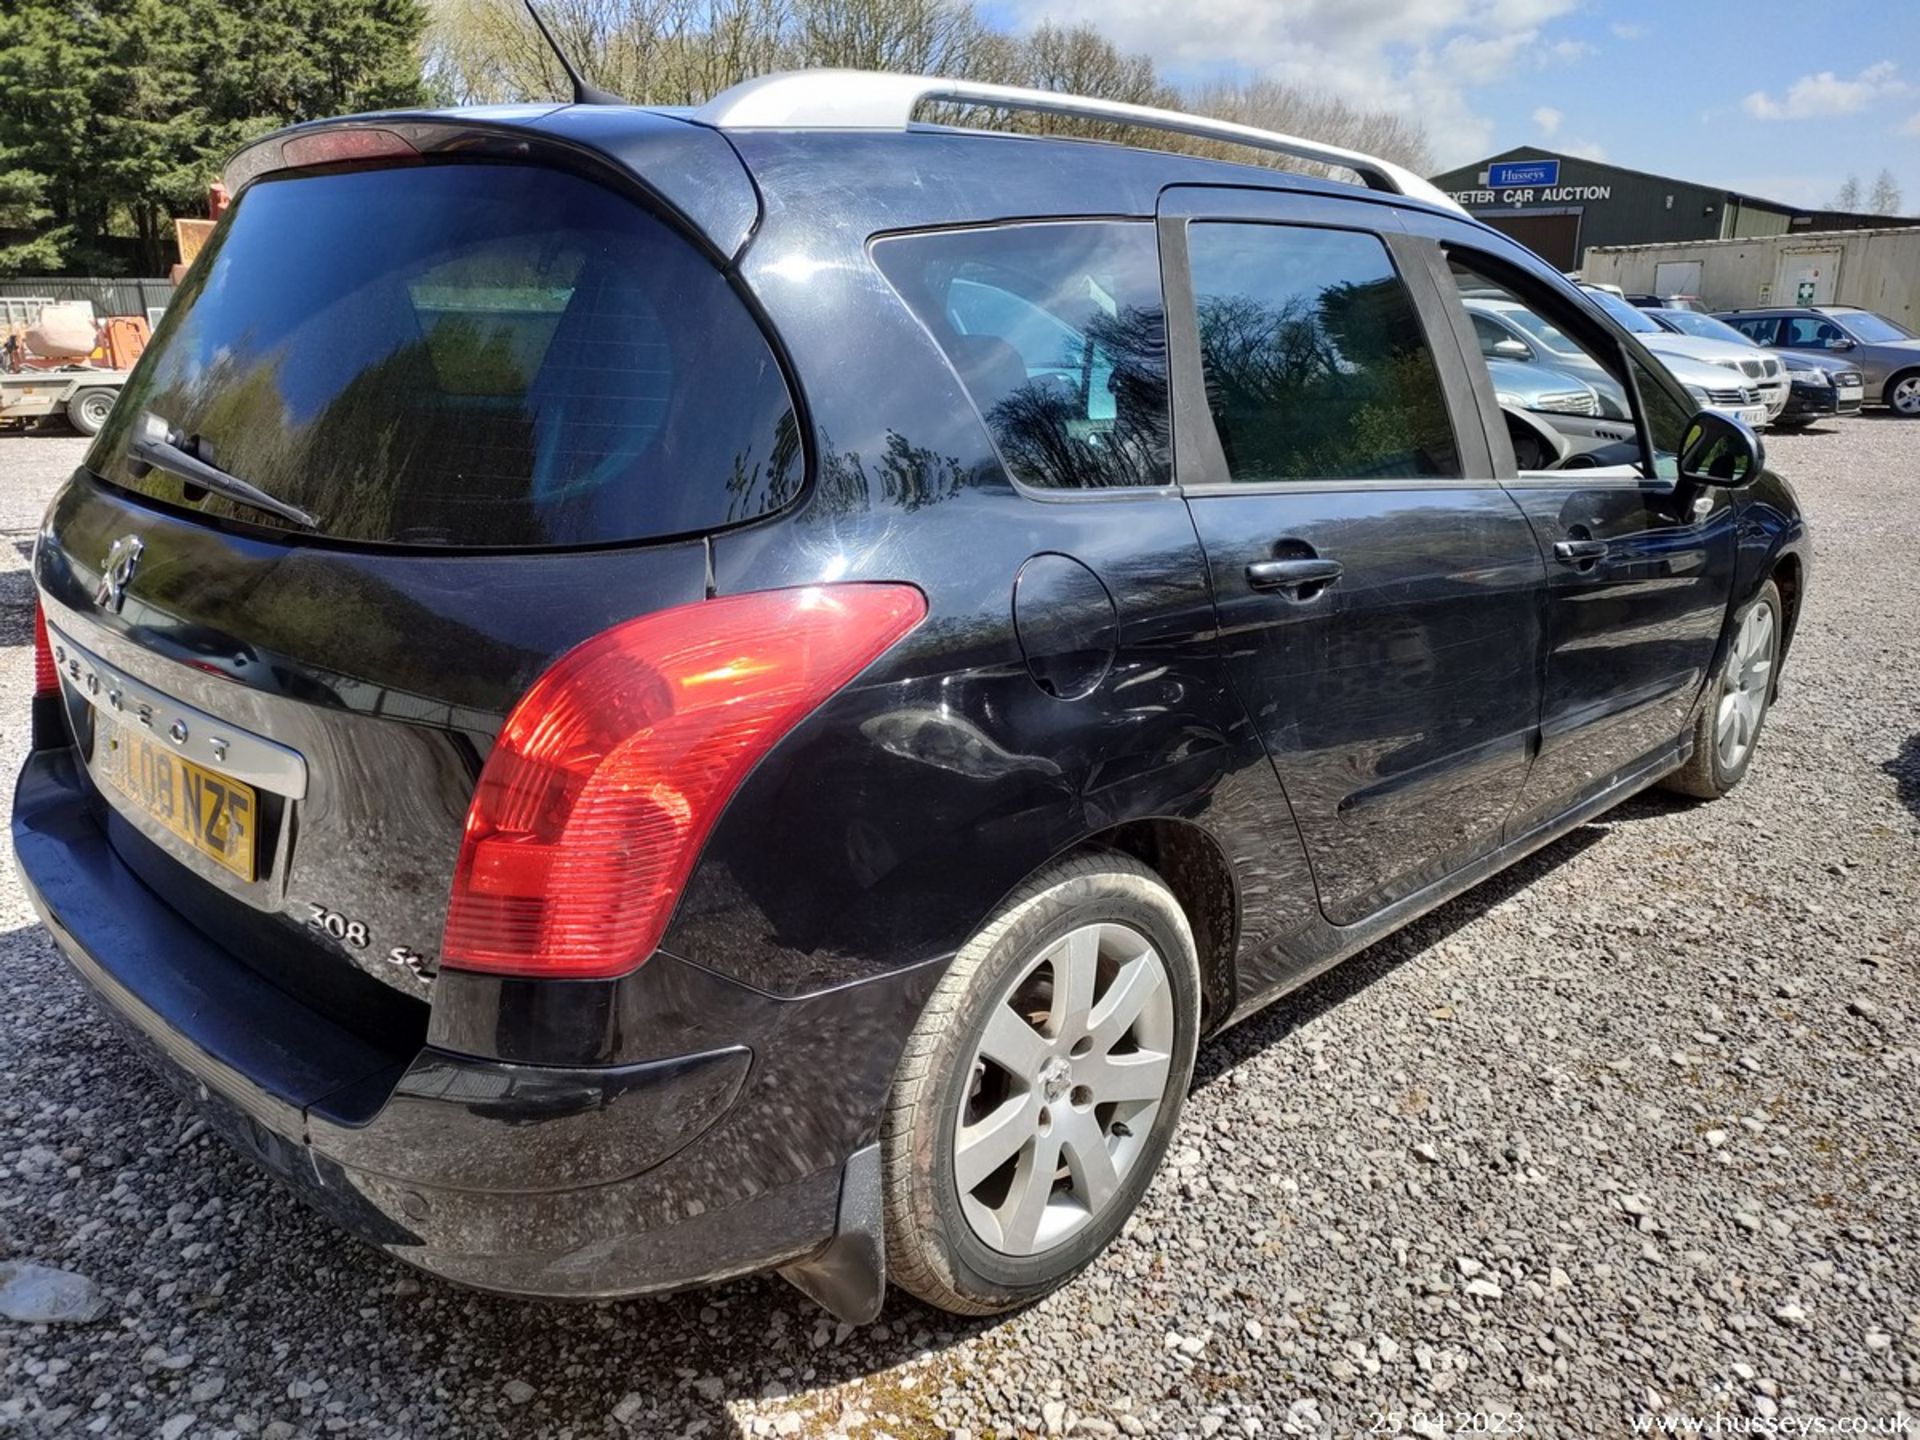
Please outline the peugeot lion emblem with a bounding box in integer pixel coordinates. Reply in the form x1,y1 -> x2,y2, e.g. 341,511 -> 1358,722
95,535 -> 145,611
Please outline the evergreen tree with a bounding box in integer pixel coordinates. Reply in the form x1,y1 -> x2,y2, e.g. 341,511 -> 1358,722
0,0 -> 426,276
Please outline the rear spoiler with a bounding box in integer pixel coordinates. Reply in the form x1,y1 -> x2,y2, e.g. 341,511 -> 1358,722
220,110 -> 762,261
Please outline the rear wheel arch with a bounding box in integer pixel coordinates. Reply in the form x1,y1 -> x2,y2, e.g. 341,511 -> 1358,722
1770,551 -> 1805,686
1060,818 -> 1240,1031
1884,367 -> 1920,416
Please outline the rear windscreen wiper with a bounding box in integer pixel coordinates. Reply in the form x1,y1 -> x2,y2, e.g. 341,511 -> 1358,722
129,412 -> 320,531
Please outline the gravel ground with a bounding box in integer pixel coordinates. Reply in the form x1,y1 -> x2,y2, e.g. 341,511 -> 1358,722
2,416 -> 1916,1440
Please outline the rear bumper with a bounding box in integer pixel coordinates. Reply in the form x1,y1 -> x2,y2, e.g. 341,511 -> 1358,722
13,745 -> 931,1304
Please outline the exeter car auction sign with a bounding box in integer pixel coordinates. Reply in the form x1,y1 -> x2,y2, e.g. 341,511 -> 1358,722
1445,156 -> 1613,209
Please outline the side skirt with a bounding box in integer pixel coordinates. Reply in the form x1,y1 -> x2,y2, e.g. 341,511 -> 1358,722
1220,731 -> 1691,1030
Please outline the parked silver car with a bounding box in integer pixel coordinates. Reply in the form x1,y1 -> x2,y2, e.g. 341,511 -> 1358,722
1717,306 -> 1920,417
1645,308 -> 1862,430
1468,298 -> 1770,431
1580,288 -> 1788,419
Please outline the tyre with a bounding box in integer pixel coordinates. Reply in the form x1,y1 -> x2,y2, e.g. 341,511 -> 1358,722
1886,370 -> 1920,419
883,852 -> 1202,1314
66,387 -> 116,437
1665,578 -> 1782,799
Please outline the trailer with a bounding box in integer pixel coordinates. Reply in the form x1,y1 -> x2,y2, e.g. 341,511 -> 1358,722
0,367 -> 129,436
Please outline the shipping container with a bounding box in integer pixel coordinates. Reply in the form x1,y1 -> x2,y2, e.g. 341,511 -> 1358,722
1582,229 -> 1919,326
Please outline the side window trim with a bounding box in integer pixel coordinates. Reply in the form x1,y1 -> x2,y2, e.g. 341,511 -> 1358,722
1390,231 -> 1498,482
1157,196 -> 1491,493
1402,235 -> 1517,481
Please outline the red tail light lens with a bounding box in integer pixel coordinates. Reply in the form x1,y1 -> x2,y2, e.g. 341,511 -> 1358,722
33,602 -> 60,698
442,584 -> 927,979
280,128 -> 419,170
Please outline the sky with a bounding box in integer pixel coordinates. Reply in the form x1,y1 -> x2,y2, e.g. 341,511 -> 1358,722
981,0 -> 1918,212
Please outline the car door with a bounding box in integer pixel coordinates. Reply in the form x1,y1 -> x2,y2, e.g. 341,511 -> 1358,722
1724,314 -> 1784,348
1418,224 -> 1740,836
1158,187 -> 1546,928
1782,312 -> 1898,394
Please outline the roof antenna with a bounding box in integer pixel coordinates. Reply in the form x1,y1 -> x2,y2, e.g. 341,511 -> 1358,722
522,0 -> 626,106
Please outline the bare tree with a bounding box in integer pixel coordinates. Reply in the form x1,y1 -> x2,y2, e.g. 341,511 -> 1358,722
427,0 -> 991,103
425,0 -> 691,104
422,0 -> 1434,183
1829,173 -> 1863,211
791,0 -> 988,74
941,23 -> 1175,144
1181,79 -> 1433,175
1869,167 -> 1903,217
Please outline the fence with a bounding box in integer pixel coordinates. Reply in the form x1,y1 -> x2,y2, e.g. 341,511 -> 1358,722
0,276 -> 176,321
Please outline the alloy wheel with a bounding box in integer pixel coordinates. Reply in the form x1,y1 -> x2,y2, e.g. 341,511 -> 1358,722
952,922 -> 1175,1256
1891,375 -> 1920,417
1715,600 -> 1777,773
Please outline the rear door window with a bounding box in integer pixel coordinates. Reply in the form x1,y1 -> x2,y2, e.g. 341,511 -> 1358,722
1186,222 -> 1461,483
1727,316 -> 1782,344
1784,316 -> 1846,347
871,222 -> 1170,490
90,163 -> 800,547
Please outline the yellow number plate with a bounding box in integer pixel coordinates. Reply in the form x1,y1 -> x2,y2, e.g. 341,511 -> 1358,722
98,722 -> 258,881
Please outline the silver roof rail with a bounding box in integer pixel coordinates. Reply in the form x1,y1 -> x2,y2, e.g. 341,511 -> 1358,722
692,70 -> 1464,215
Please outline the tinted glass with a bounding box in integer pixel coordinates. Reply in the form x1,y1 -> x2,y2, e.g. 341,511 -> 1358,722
1188,224 -> 1459,482
1472,313 -> 1523,355
872,222 -> 1169,490
1503,308 -> 1585,359
1450,255 -> 1644,477
1837,311 -> 1914,343
1784,316 -> 1846,346
90,164 -> 800,547
1655,310 -> 1758,346
1583,288 -> 1663,335
1726,316 -> 1782,344
1630,354 -> 1690,481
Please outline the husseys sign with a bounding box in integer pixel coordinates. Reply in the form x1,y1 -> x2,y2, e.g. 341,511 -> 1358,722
1445,157 -> 1612,208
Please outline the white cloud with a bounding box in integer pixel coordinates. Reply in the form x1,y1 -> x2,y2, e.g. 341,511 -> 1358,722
1532,105 -> 1563,136
1743,61 -> 1907,120
997,0 -> 1586,166
1609,22 -> 1647,39
1902,111 -> 1920,136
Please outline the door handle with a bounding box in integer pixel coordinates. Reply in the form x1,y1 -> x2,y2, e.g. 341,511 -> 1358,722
1552,538 -> 1609,564
1246,557 -> 1344,594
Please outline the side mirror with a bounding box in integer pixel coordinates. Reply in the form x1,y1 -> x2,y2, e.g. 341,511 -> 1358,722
1827,337 -> 1855,351
1680,410 -> 1764,486
1491,337 -> 1532,360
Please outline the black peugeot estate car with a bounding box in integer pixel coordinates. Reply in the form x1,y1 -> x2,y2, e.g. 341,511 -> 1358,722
17,71 -> 1809,1322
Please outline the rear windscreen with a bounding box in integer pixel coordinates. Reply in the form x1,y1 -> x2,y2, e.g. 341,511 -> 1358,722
90,162 -> 801,547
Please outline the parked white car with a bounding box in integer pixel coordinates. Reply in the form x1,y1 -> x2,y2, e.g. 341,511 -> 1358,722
1580,286 -> 1787,419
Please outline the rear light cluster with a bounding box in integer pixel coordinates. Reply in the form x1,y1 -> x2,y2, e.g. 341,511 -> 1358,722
279,128 -> 419,170
226,127 -> 422,191
442,584 -> 926,980
33,602 -> 60,699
